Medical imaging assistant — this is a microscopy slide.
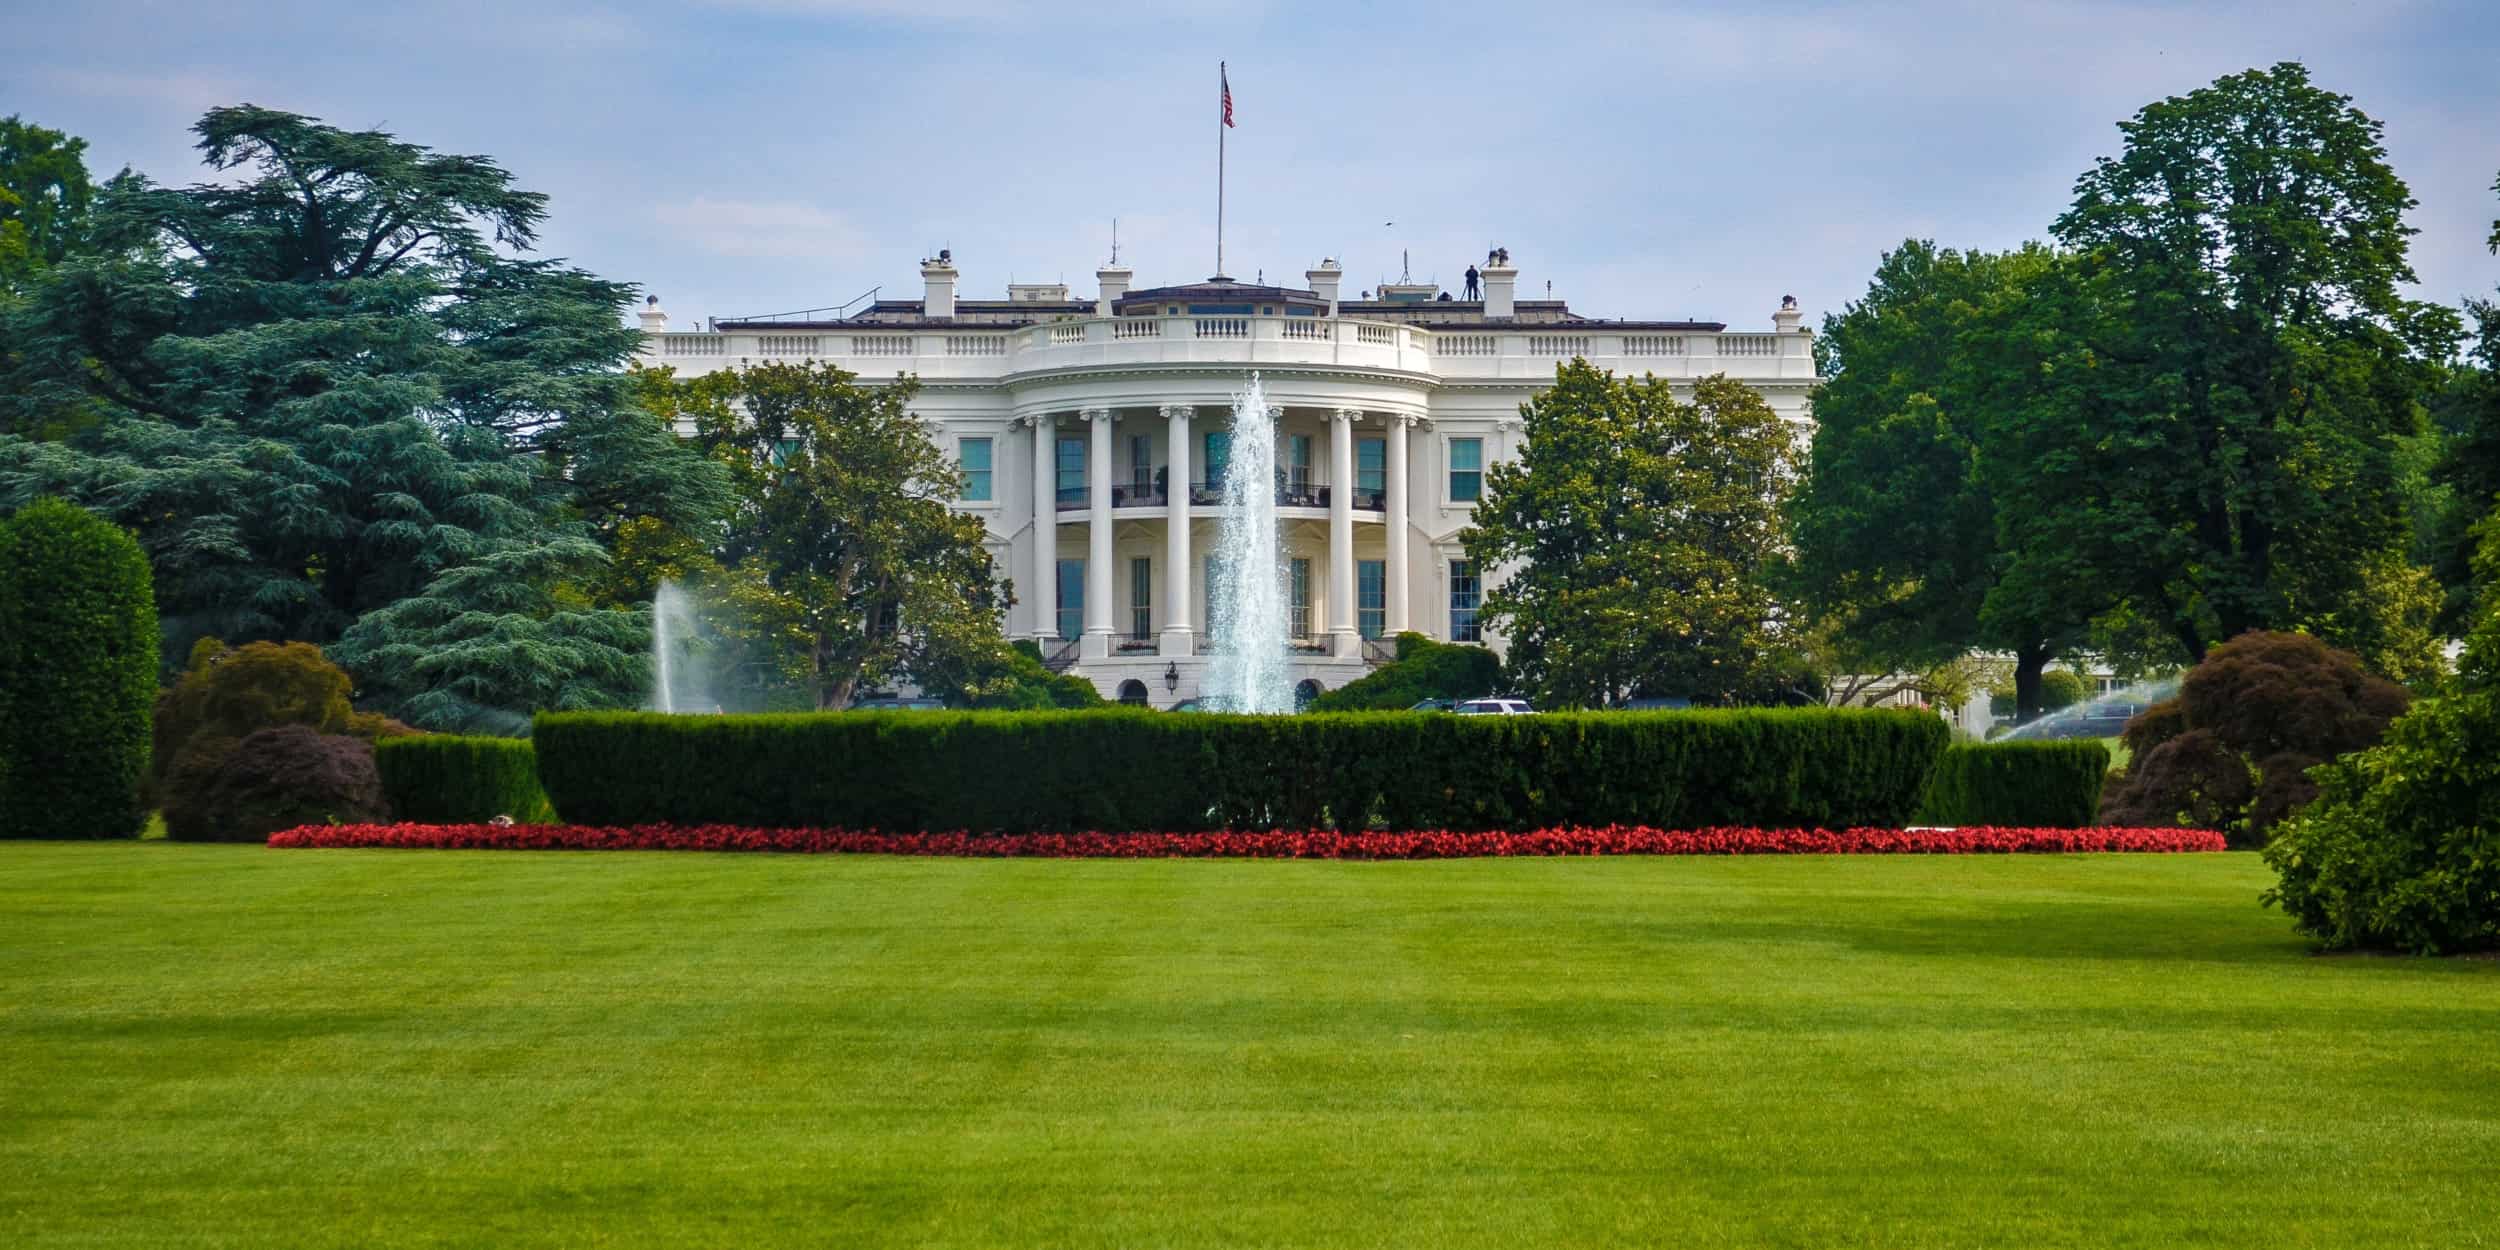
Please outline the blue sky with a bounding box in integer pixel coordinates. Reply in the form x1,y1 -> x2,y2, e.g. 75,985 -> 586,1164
9,0 -> 2498,332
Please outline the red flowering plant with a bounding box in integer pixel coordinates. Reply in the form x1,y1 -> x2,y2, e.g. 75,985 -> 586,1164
267,823 -> 2225,857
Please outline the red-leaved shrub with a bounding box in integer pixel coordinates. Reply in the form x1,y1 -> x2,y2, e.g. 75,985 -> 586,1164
267,822 -> 2225,857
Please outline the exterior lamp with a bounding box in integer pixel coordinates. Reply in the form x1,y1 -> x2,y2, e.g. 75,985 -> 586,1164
1163,662 -> 1180,693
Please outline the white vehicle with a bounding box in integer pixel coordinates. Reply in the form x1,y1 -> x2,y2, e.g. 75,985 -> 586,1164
1453,698 -> 1535,716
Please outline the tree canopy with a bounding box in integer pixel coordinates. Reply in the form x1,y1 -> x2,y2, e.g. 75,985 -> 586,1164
647,360 -> 1010,710
0,106 -> 725,728
2042,63 -> 2453,678
1462,363 -> 1800,708
0,116 -> 95,291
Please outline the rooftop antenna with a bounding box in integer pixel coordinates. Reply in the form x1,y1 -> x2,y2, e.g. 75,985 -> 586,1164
1110,217 -> 1120,265
1400,249 -> 1411,284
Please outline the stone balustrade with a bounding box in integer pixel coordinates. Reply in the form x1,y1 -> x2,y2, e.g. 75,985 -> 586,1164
639,314 -> 1813,381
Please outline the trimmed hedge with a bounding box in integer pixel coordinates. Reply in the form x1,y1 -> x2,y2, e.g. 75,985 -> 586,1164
1915,741 -> 2112,828
0,499 -> 159,840
533,707 -> 1950,835
376,736 -> 555,824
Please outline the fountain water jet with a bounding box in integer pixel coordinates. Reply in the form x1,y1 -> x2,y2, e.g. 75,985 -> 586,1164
650,580 -> 708,713
1204,373 -> 1295,713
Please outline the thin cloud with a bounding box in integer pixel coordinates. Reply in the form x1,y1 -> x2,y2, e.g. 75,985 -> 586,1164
654,197 -> 874,261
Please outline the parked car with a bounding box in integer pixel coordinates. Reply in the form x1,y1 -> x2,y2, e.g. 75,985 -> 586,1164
1453,698 -> 1535,716
1409,699 -> 1456,712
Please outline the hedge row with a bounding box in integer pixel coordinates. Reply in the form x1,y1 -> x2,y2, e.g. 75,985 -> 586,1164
532,707 -> 1951,834
375,736 -> 554,824
1916,741 -> 2112,828
0,499 -> 159,840
270,822 -> 2229,856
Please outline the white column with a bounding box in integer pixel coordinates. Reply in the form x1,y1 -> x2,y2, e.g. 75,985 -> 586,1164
1387,414 -> 1412,634
1328,408 -> 1358,657
1161,403 -> 1193,657
1083,407 -> 1115,657
1029,415 -> 1057,640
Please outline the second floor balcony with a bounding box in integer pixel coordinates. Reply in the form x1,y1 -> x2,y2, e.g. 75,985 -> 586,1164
1054,478 -> 1388,513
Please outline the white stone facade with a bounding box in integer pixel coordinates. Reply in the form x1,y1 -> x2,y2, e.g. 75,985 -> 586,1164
637,252 -> 1818,706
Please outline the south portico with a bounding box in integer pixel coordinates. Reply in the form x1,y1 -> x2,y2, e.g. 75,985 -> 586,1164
1007,379 -> 1431,694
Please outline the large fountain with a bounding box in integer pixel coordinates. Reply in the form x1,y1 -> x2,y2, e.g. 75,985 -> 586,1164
1202,373 -> 1295,713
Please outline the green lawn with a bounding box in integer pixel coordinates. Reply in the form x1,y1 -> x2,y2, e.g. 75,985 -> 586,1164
4,844 -> 2494,1248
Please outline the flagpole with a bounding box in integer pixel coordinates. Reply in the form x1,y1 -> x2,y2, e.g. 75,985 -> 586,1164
1216,61 -> 1227,279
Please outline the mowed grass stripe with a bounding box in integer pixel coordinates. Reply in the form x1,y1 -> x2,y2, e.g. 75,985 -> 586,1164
2,844 -> 2493,1249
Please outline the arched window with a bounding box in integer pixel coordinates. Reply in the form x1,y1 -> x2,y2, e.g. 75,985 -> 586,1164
1116,679 -> 1150,707
1294,679 -> 1323,710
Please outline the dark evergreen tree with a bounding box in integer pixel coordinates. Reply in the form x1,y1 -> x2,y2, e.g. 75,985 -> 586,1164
0,106 -> 727,728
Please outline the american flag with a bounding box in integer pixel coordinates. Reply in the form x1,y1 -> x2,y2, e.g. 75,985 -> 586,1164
1221,63 -> 1234,128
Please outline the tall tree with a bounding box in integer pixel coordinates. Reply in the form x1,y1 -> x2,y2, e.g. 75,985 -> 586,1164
2045,63 -> 2456,676
2429,171 -> 2500,623
1462,363 -> 1798,708
1788,240 -> 2107,719
661,361 -> 1008,710
0,106 -> 725,726
0,116 -> 95,290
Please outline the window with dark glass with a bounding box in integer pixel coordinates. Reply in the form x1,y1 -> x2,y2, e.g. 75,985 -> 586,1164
1203,431 -> 1231,492
1449,438 -> 1483,502
1357,437 -> 1385,505
1450,560 -> 1482,641
1289,558 -> 1312,639
1055,437 -> 1086,508
1129,557 -> 1153,640
958,437 -> 992,501
1287,434 -> 1313,493
1056,558 -> 1084,640
1128,434 -> 1152,495
1358,560 -> 1385,639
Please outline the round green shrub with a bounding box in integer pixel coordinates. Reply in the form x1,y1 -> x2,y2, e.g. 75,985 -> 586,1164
152,639 -> 356,792
0,499 -> 159,839
2266,555 -> 2500,952
2038,670 -> 2090,713
161,725 -> 389,843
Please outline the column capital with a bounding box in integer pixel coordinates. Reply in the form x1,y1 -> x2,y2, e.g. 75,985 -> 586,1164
1494,416 -> 1525,433
1330,407 -> 1361,424
1080,406 -> 1115,423
1158,402 -> 1193,420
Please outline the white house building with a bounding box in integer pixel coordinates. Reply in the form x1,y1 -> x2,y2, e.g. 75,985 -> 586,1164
637,250 -> 1819,707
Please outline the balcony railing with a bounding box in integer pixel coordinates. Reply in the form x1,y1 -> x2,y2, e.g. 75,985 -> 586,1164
1194,635 -> 1334,656
645,314 -> 1815,383
1054,479 -> 1388,512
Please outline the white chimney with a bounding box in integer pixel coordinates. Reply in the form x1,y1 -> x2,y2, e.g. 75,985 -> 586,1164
1306,258 -> 1343,316
1481,250 -> 1518,319
1773,294 -> 1803,333
1095,263 -> 1133,316
637,295 -> 668,334
921,251 -> 959,320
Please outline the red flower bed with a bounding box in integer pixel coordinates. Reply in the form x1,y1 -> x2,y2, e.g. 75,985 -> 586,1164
266,823 -> 2226,857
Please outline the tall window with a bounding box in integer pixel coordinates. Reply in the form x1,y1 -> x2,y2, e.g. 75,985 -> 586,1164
958,437 -> 992,502
1204,431 -> 1232,492
1287,434 -> 1314,492
1055,437 -> 1088,508
1357,437 -> 1385,504
1289,557 -> 1312,639
1358,560 -> 1386,639
1128,434 -> 1153,494
1056,558 -> 1084,640
1129,557 -> 1153,640
1448,438 -> 1483,502
1450,560 -> 1482,641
